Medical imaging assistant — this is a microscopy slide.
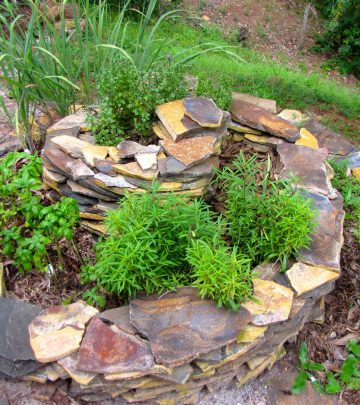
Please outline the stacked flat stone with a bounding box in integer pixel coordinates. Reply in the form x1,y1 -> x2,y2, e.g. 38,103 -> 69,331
42,97 -> 228,235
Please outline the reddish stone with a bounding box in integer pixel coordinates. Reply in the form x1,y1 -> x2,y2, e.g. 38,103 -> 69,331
231,100 -> 299,142
76,317 -> 154,374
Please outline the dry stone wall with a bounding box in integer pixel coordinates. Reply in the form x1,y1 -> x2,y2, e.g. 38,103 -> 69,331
1,92 -> 358,404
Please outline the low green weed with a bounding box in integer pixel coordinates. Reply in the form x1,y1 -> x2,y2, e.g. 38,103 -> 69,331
195,71 -> 233,110
329,158 -> 360,241
216,153 -> 315,270
89,59 -> 187,145
81,190 -> 254,309
292,341 -> 360,395
0,152 -> 79,272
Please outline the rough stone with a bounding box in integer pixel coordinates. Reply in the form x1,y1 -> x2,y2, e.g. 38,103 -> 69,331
129,287 -> 251,367
277,143 -> 336,198
76,317 -> 154,374
277,109 -> 306,125
242,279 -> 294,326
232,92 -> 277,113
158,156 -> 218,181
298,191 -> 344,271
244,139 -> 270,152
81,220 -> 106,235
231,100 -> 299,142
153,123 -> 172,140
47,111 -> 90,133
286,263 -> 339,297
338,150 -> 360,169
43,166 -> 67,184
60,183 -> 99,206
43,148 -> 94,181
0,133 -> 22,157
29,301 -> 98,363
98,306 -> 137,335
82,144 -> 108,167
57,353 -> 97,385
237,325 -> 268,343
113,162 -> 159,180
155,100 -> 204,142
79,132 -> 95,144
160,136 -> 217,168
244,134 -> 284,146
196,349 -> 223,363
183,97 -> 223,128
135,152 -> 158,171
154,364 -> 194,385
94,173 -> 137,189
227,119 -> 262,135
67,180 -> 117,202
79,178 -> 121,199
0,298 -> 41,363
50,135 -> 89,158
95,160 -> 116,176
117,141 -> 160,158
304,118 -> 353,156
295,128 -> 319,149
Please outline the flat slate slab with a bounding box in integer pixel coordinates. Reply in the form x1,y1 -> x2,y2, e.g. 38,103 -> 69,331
47,111 -> 90,134
183,97 -> 223,128
160,136 -> 217,168
50,135 -> 89,158
129,287 -> 251,367
232,92 -> 277,114
76,317 -> 154,374
304,119 -> 353,156
277,143 -> 336,198
158,156 -> 219,180
231,100 -> 299,142
98,306 -> 137,335
113,162 -> 158,181
116,141 -> 160,159
298,191 -> 344,271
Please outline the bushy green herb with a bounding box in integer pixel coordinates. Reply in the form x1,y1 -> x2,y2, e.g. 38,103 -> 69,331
0,152 -> 79,272
216,152 -> 315,270
186,240 -> 253,310
328,158 -> 360,242
292,341 -> 360,395
89,59 -> 187,145
195,72 -> 233,110
81,190 -> 254,309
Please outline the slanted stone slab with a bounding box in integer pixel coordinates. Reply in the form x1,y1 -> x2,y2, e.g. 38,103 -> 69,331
129,287 -> 251,367
113,162 -> 158,181
237,325 -> 268,343
57,353 -> 97,385
82,144 -> 108,167
153,123 -> 172,140
277,109 -> 306,125
298,191 -> 344,271
50,135 -> 89,158
47,111 -> 90,134
277,143 -> 336,198
304,119 -> 353,156
227,119 -> 262,135
154,364 -> 194,385
158,156 -> 218,180
43,166 -> 67,184
155,100 -> 203,142
95,160 -> 116,176
43,148 -> 94,181
67,180 -> 117,202
60,183 -> 99,206
135,152 -> 158,171
353,167 -> 360,180
98,306 -> 137,335
338,150 -> 360,169
183,97 -> 223,128
94,173 -> 137,189
29,301 -> 98,363
0,133 -> 22,157
160,136 -> 217,168
76,317 -> 154,374
81,220 -> 106,235
232,92 -> 277,113
231,100 -> 299,142
0,298 -> 42,363
117,141 -> 160,159
295,128 -> 319,149
244,134 -> 284,146
242,279 -> 294,326
286,263 -> 339,297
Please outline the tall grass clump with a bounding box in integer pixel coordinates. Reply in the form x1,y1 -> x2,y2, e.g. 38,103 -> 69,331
216,153 -> 316,270
81,190 -> 254,309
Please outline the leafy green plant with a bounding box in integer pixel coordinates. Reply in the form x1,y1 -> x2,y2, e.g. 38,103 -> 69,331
329,158 -> 360,241
216,152 -> 315,270
195,71 -> 233,110
0,152 -> 80,272
186,240 -> 253,310
81,190 -> 254,309
292,341 -> 360,395
89,58 -> 187,145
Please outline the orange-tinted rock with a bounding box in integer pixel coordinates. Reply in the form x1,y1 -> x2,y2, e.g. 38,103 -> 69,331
298,191 -> 344,271
277,144 -> 336,198
160,136 -> 217,168
155,100 -> 203,142
304,119 -> 353,156
76,317 -> 154,374
183,97 -> 223,128
231,100 -> 299,142
129,288 -> 251,367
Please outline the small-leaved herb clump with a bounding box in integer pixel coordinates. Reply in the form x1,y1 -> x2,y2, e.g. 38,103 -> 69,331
329,158 -> 360,242
89,59 -> 187,146
81,190 -> 254,309
0,152 -> 79,272
216,152 -> 315,270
